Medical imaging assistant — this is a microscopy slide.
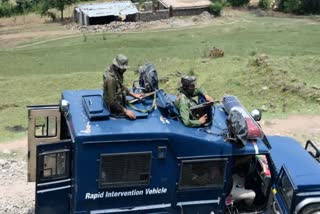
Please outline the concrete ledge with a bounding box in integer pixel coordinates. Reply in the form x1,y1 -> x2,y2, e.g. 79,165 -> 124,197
172,7 -> 208,16
138,9 -> 170,21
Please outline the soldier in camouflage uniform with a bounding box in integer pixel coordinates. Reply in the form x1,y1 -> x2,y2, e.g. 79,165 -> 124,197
175,76 -> 213,127
103,54 -> 142,120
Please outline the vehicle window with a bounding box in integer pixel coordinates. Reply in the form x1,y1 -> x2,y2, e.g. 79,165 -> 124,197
35,116 -> 57,137
179,159 -> 226,189
39,151 -> 69,181
99,152 -> 152,189
278,173 -> 294,209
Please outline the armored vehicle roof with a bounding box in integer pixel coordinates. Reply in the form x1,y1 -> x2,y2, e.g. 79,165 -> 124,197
62,89 -> 269,157
269,136 -> 320,190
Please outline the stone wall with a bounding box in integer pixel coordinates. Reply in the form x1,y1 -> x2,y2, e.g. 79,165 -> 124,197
138,9 -> 170,22
172,7 -> 209,16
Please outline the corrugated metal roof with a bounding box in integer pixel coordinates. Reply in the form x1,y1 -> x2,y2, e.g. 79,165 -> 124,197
158,0 -> 210,9
78,1 -> 138,18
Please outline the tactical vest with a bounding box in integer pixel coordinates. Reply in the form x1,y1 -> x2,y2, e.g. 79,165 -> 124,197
103,67 -> 127,113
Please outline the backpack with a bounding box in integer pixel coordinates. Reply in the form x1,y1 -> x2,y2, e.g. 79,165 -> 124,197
156,89 -> 179,117
138,63 -> 159,93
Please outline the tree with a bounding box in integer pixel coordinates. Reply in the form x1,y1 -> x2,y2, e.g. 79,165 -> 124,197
227,0 -> 249,6
55,0 -> 75,20
278,0 -> 320,14
209,3 -> 223,16
1,0 -> 10,4
16,0 -> 34,13
37,0 -> 75,21
302,0 -> 320,14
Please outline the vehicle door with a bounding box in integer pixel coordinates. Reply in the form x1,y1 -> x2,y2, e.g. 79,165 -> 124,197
27,105 -> 61,182
305,140 -> 320,163
176,158 -> 229,214
271,166 -> 296,214
36,140 -> 72,214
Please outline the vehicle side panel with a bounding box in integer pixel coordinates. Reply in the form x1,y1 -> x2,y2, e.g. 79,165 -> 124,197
73,139 -> 228,213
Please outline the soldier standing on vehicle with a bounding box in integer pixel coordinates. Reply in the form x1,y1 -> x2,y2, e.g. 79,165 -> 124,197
175,76 -> 213,127
103,54 -> 142,120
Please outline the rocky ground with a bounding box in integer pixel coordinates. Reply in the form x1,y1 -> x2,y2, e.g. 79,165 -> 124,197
0,157 -> 34,214
65,11 -> 214,33
0,115 -> 319,213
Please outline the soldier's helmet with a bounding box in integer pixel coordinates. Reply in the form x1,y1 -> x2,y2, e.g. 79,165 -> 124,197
181,76 -> 197,88
112,54 -> 129,69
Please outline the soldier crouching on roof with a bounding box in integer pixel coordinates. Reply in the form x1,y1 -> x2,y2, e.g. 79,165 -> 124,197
174,76 -> 214,127
103,54 -> 143,120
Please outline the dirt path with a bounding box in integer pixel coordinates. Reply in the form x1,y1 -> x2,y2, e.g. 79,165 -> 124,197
262,115 -> 320,146
0,137 -> 27,153
0,29 -> 76,49
1,9 -> 243,49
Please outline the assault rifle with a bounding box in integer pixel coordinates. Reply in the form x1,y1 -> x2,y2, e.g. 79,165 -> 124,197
190,101 -> 213,122
128,92 -> 156,104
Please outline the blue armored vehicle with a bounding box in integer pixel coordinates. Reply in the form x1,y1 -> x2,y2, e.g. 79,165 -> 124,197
268,137 -> 320,214
27,88 -> 320,214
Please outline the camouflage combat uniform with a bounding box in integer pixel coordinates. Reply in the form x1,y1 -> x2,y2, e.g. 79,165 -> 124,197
103,65 -> 130,115
175,87 -> 207,127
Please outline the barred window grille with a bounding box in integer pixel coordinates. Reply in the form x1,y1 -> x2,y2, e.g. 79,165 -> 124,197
39,151 -> 69,181
99,152 -> 152,188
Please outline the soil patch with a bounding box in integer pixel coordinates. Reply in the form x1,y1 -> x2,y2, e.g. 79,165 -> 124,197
0,104 -> 19,111
262,115 -> 320,147
5,125 -> 27,133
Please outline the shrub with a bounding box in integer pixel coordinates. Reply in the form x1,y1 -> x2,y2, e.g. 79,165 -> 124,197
227,0 -> 250,7
283,0 -> 302,13
249,50 -> 257,56
258,0 -> 271,9
0,2 -> 16,17
0,0 -> 37,17
187,67 -> 195,76
278,0 -> 320,14
302,0 -> 320,14
209,2 -> 223,16
15,0 -> 34,13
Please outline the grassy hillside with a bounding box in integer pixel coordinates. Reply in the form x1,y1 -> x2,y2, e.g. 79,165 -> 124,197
0,11 -> 320,141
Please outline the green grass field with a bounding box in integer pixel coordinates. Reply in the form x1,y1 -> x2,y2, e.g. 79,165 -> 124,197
0,11 -> 320,142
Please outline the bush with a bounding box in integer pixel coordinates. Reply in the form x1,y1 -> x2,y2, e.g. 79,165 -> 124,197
0,0 -> 37,17
0,2 -> 16,17
15,0 -> 34,13
209,2 -> 223,16
278,0 -> 320,14
283,0 -> 302,13
258,0 -> 271,9
302,0 -> 320,14
227,0 -> 250,7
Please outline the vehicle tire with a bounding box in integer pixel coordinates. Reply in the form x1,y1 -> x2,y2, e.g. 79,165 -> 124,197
300,203 -> 320,214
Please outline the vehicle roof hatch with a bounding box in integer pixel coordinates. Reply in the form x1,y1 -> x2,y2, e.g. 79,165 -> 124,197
82,94 -> 110,120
